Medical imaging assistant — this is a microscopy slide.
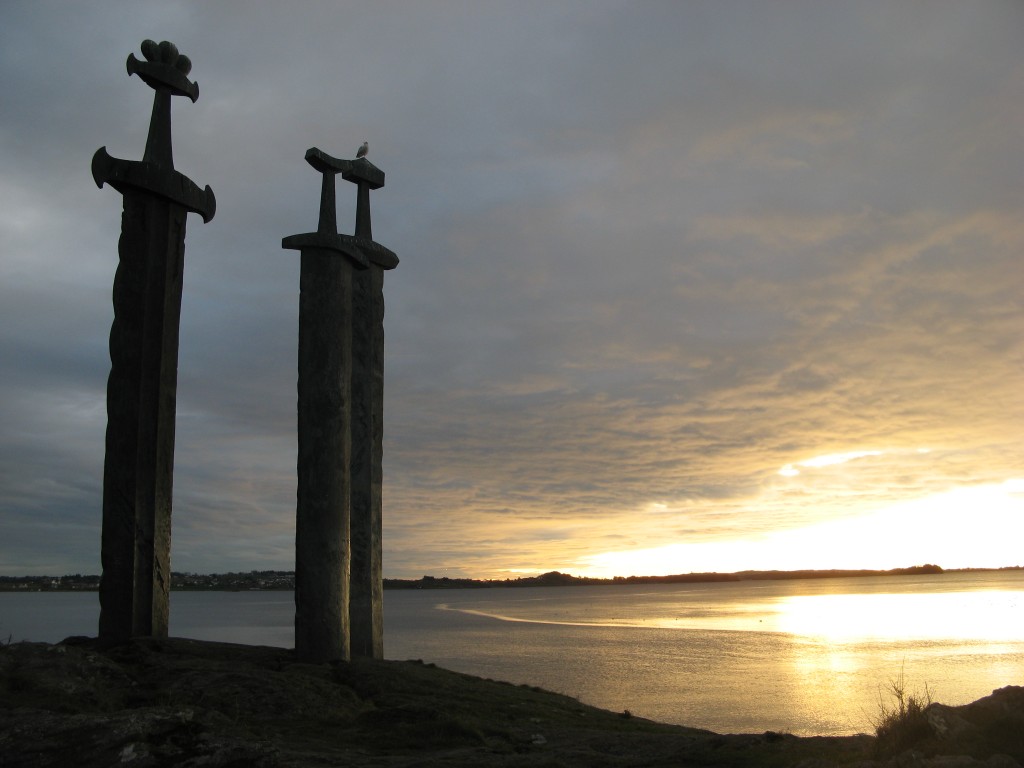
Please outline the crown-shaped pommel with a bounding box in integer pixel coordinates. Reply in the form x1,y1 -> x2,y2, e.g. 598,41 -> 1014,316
127,40 -> 199,102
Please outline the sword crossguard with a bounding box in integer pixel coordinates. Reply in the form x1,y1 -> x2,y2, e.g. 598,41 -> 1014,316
92,147 -> 217,223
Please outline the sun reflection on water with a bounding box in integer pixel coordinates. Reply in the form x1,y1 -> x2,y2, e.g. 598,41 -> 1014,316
770,591 -> 1024,642
441,586 -> 1024,646
416,578 -> 1024,735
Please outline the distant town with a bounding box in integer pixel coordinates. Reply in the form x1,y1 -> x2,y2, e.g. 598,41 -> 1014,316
2,564 -> 1020,592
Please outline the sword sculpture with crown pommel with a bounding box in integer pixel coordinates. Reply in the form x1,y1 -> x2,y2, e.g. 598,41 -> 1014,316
92,40 -> 215,643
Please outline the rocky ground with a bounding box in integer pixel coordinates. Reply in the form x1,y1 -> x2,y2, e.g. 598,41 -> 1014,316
1,636 -> 1021,767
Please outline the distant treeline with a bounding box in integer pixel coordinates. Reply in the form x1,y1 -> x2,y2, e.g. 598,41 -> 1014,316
382,565 -> 954,590
3,564 -> 1021,592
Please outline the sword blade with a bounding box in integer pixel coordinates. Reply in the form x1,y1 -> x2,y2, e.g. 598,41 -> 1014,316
99,190 -> 187,642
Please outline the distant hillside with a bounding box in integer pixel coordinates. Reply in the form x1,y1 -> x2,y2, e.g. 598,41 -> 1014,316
382,564 -> 952,590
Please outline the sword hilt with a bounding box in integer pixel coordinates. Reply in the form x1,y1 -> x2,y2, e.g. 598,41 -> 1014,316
283,147 -> 396,269
93,40 -> 215,223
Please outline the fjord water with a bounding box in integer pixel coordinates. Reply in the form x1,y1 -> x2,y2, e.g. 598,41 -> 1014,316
381,571 -> 1024,735
3,571 -> 1021,735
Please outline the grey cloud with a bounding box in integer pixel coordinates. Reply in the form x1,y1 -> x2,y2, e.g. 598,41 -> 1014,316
2,1 -> 1022,577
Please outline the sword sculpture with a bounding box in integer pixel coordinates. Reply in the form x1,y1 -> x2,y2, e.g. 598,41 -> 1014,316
283,147 -> 397,662
284,148 -> 364,663
92,40 -> 215,642
344,155 -> 398,658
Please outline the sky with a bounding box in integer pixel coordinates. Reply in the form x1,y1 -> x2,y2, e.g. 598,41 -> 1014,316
1,1 -> 1022,580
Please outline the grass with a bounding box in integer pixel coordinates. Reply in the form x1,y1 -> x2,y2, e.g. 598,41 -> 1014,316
872,666 -> 933,757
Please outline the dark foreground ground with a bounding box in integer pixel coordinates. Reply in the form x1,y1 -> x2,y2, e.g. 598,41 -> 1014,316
1,637 -> 1021,767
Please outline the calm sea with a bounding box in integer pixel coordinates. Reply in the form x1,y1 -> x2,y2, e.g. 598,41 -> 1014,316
2,571 -> 1021,736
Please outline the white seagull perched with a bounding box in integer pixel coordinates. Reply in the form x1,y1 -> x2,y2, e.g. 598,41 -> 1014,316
356,141 -> 369,159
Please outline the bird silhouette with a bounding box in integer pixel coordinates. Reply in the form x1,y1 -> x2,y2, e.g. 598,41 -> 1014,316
356,141 -> 369,159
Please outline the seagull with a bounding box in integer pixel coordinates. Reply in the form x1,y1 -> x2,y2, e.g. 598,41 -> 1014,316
356,141 -> 369,159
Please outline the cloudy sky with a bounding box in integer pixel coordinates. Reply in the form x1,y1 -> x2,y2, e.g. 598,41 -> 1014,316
2,1 -> 1022,580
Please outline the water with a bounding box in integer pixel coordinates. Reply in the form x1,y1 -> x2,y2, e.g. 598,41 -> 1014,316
2,571 -> 1021,735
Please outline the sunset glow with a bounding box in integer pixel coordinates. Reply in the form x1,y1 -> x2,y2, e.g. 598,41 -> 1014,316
779,450 -> 885,477
2,3 -> 1022,579
575,480 -> 1024,579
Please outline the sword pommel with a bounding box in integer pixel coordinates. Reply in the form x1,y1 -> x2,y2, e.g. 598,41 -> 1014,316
127,40 -> 199,102
305,147 -> 353,176
342,157 -> 385,190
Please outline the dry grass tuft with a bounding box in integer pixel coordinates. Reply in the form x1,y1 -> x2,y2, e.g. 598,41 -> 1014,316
872,666 -> 933,757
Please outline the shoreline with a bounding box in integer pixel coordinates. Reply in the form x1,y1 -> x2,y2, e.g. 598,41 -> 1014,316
1,636 -> 1021,767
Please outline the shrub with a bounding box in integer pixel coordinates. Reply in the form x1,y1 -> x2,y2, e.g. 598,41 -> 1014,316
873,667 -> 933,757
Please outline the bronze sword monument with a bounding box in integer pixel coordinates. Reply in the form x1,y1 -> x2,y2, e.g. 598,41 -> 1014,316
283,147 -> 397,662
92,40 -> 216,642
